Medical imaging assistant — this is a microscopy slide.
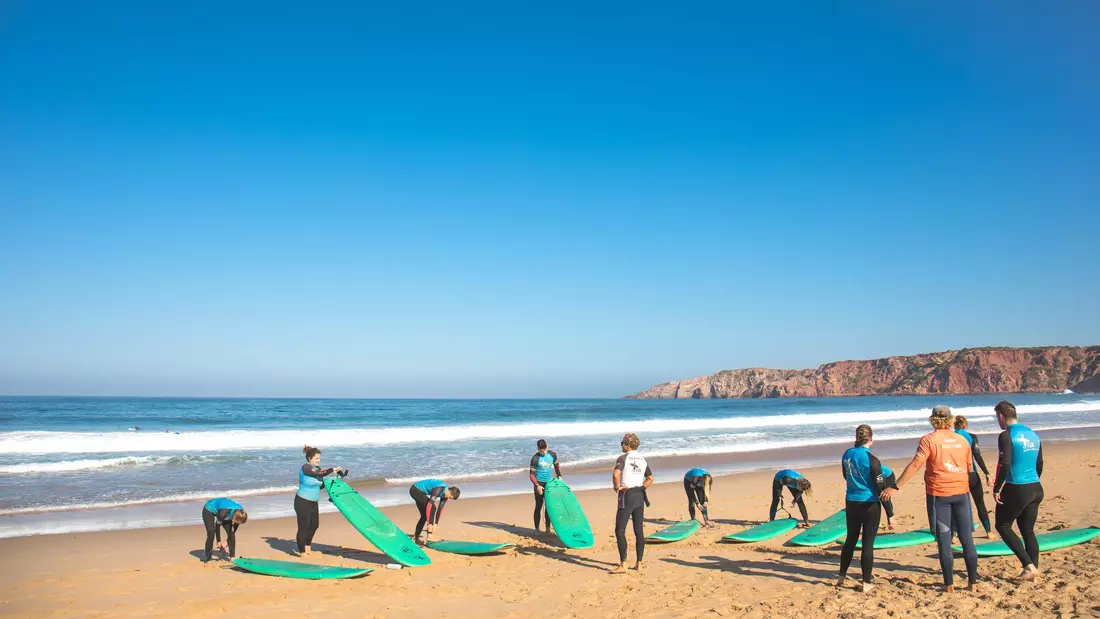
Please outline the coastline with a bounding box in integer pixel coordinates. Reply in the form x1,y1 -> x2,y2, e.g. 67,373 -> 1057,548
3,438 -> 1099,618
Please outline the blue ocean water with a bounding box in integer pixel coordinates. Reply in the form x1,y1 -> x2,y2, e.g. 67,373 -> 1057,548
1,393 -> 1099,537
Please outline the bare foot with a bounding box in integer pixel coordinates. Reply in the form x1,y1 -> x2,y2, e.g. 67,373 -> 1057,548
967,582 -> 980,593
835,576 -> 847,587
943,585 -> 955,593
860,582 -> 875,593
1019,566 -> 1039,581
632,562 -> 643,571
987,531 -> 999,541
610,563 -> 628,574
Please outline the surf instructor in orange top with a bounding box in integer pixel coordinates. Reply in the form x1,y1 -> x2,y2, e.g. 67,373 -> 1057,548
880,405 -> 980,592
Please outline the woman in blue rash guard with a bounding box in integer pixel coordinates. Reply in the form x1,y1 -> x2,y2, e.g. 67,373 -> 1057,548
836,424 -> 886,593
769,469 -> 812,526
683,468 -> 714,527
410,479 -> 462,544
296,445 -> 345,556
202,497 -> 248,562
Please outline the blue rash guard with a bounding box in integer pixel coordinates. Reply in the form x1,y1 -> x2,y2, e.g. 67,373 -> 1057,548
841,446 -> 884,502
684,468 -> 709,483
204,498 -> 242,515
298,464 -> 334,502
955,428 -> 991,476
530,451 -> 561,483
414,479 -> 448,495
775,469 -> 804,489
994,424 -> 1043,492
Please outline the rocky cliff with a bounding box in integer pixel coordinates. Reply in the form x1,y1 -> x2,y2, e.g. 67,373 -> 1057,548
628,346 -> 1100,399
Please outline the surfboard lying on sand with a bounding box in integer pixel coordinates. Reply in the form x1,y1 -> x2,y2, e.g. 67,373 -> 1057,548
645,520 -> 700,543
723,518 -> 798,543
859,522 -> 980,549
426,540 -> 514,555
789,510 -> 847,546
543,478 -> 594,549
324,478 -> 431,567
232,557 -> 372,579
954,527 -> 1100,556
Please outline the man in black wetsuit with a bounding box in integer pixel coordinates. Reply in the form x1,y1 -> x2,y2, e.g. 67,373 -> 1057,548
529,439 -> 562,533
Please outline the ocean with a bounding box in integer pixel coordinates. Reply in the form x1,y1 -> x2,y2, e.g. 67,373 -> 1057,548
2,393 -> 1099,538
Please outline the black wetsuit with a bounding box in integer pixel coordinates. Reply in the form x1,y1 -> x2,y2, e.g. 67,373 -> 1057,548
410,480 -> 449,539
614,452 -> 652,563
529,450 -> 561,530
957,429 -> 993,533
295,464 -> 333,553
683,468 -> 709,521
994,425 -> 1045,568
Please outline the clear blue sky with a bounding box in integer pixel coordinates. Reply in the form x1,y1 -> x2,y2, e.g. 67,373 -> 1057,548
1,2 -> 1098,398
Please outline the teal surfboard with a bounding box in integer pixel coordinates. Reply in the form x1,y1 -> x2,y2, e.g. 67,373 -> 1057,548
954,527 -> 1100,556
646,520 -> 701,543
857,530 -> 936,549
427,540 -> 514,555
324,478 -> 431,567
543,478 -> 594,549
789,510 -> 847,546
723,518 -> 798,543
232,557 -> 371,579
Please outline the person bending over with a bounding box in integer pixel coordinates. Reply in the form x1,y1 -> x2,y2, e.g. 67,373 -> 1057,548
769,469 -> 812,527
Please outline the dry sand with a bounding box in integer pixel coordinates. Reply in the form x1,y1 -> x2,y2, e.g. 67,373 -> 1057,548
2,440 -> 1099,618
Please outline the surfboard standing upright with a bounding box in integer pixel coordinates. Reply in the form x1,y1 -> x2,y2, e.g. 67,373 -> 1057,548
543,478 -> 594,549
324,478 -> 431,567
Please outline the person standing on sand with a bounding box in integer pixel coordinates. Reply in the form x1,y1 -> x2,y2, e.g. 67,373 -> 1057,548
954,415 -> 998,539
769,469 -> 812,527
837,425 -> 886,592
611,432 -> 653,574
201,497 -> 247,563
881,405 -> 980,592
296,446 -> 345,556
529,439 -> 562,533
992,400 -> 1044,581
683,468 -> 714,527
410,479 -> 461,544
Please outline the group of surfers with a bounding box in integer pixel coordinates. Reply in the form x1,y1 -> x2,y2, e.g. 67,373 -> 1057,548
200,400 -> 1045,592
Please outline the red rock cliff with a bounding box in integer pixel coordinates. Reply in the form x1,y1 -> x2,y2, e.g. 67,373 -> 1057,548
627,346 -> 1100,399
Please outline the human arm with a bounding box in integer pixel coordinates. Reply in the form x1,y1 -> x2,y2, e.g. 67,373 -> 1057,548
972,434 -> 991,478
301,464 -> 335,480
993,431 -> 1012,497
879,440 -> 927,502
529,455 -> 541,488
642,464 -> 654,489
552,451 -> 562,478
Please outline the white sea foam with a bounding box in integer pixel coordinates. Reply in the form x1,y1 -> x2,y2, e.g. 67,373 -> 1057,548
0,485 -> 298,516
3,401 -> 1098,455
0,454 -> 232,474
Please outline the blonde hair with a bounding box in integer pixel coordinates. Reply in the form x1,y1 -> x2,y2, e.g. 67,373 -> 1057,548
703,474 -> 713,497
930,405 -> 953,430
797,478 -> 813,497
621,433 -> 641,450
854,424 -> 873,446
954,415 -> 969,430
233,510 -> 248,525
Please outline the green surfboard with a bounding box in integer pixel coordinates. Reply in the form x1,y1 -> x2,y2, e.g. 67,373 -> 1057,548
789,509 -> 847,546
646,520 -> 701,543
954,527 -> 1100,556
324,478 -> 431,567
856,530 -> 936,549
232,557 -> 372,579
543,478 -> 594,549
427,540 -> 515,555
723,518 -> 798,543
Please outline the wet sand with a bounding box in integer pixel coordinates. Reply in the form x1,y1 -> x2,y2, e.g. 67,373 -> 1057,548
1,439 -> 1098,618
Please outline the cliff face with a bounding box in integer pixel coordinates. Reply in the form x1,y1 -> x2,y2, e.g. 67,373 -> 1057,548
628,346 -> 1100,399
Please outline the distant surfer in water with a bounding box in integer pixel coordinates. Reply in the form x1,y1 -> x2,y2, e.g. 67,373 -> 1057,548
993,400 -> 1044,581
769,469 -> 812,527
529,439 -> 562,533
202,497 -> 247,563
296,446 -> 345,556
410,479 -> 461,544
611,432 -> 653,574
683,468 -> 714,527
954,415 -> 997,539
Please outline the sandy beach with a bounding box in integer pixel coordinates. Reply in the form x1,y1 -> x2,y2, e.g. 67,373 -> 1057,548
2,439 -> 1098,619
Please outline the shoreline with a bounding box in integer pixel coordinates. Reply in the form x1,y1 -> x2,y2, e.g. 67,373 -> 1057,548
3,438 -> 1099,617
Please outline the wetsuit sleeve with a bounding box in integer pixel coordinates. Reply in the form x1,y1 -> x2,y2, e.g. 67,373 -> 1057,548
994,431 -> 1012,493
301,464 -> 333,480
551,451 -> 561,477
972,436 -> 990,476
226,523 -> 237,558
868,454 -> 885,496
614,455 -> 626,472
1036,443 -> 1043,478
529,454 -> 540,485
644,464 -> 653,478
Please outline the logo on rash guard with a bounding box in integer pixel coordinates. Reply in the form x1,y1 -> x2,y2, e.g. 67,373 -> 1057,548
1016,435 -> 1038,452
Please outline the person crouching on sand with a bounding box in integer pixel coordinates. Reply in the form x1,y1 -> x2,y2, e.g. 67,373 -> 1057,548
202,497 -> 247,563
410,479 -> 461,544
683,468 -> 714,527
611,432 -> 653,574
